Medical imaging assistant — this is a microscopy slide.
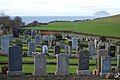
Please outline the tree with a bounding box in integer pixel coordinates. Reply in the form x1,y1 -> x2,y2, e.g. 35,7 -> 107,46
13,16 -> 23,29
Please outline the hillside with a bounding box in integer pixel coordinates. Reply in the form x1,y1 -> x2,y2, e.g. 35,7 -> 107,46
24,14 -> 120,37
89,14 -> 120,23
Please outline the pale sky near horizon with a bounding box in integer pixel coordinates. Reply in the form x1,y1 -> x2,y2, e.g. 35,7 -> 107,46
0,0 -> 120,16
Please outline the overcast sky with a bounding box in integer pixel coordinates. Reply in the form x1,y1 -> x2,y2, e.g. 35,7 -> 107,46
0,0 -> 120,16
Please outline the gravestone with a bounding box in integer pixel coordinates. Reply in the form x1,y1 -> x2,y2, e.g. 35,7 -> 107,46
117,55 -> 120,69
89,43 -> 95,57
96,49 -> 108,73
15,39 -> 22,48
94,39 -> 98,49
54,46 -> 60,55
60,40 -> 65,49
55,53 -> 69,75
76,49 -> 90,75
35,34 -> 40,46
7,46 -> 23,76
42,44 -> 48,55
51,40 -> 56,47
68,46 -> 72,57
108,45 -> 116,57
100,56 -> 111,77
68,41 -> 72,47
1,35 -> 9,52
33,53 -> 47,76
76,46 -> 83,56
24,33 -> 28,40
72,37 -> 78,49
9,34 -> 13,44
28,42 -> 36,57
65,46 -> 69,54
31,30 -> 36,39
117,46 -> 120,54
26,38 -> 31,46
42,35 -> 50,42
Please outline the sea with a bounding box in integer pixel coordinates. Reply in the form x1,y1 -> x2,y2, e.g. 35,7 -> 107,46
14,16 -> 99,24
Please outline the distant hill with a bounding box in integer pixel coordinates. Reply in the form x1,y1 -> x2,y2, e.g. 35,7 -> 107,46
90,14 -> 120,23
94,11 -> 110,17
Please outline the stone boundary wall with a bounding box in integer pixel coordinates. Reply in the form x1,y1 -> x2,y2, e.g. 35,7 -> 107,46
23,29 -> 120,40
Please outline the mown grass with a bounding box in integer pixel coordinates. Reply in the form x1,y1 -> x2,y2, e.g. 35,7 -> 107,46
23,21 -> 120,37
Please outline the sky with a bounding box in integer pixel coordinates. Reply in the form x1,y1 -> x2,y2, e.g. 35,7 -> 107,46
0,0 -> 120,16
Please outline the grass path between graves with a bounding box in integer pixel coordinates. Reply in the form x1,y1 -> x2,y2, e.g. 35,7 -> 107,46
0,56 -> 117,73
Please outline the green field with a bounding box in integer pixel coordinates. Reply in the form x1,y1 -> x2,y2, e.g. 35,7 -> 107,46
23,14 -> 120,37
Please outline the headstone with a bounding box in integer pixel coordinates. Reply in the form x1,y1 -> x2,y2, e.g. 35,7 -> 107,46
9,34 -> 13,43
117,46 -> 120,54
31,30 -> 36,39
24,33 -> 28,40
1,35 -> 9,51
108,45 -> 116,57
42,44 -> 48,55
72,37 -> 78,49
94,39 -> 98,49
68,41 -> 72,47
7,46 -> 23,76
117,55 -> 120,69
68,46 -> 72,57
15,39 -> 22,48
33,53 -> 47,76
28,42 -> 36,57
96,49 -> 108,73
54,46 -> 60,55
35,34 -> 40,46
60,40 -> 65,49
89,43 -> 95,57
26,38 -> 31,46
76,49 -> 90,75
55,53 -> 69,75
42,35 -> 50,42
76,46 -> 83,56
51,40 -> 56,47
100,56 -> 111,77
65,46 -> 69,54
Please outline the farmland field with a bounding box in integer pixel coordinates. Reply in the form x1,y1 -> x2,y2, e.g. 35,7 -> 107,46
23,14 -> 120,37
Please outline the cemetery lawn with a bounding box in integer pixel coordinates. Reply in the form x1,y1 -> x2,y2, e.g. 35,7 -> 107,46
23,14 -> 120,37
0,56 -> 117,73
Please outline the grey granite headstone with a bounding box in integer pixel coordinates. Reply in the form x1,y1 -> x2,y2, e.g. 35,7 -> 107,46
54,46 -> 60,55
117,55 -> 120,69
68,46 -> 72,57
72,36 -> 78,49
42,35 -> 50,42
7,46 -> 23,76
26,38 -> 31,46
9,34 -> 13,43
117,46 -> 120,54
33,53 -> 47,76
31,30 -> 36,39
24,33 -> 28,40
76,49 -> 90,75
1,35 -> 9,52
28,42 -> 36,57
35,34 -> 40,46
55,53 -> 69,75
100,56 -> 111,77
60,40 -> 65,49
65,46 -> 69,54
89,43 -> 95,57
96,49 -> 108,73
